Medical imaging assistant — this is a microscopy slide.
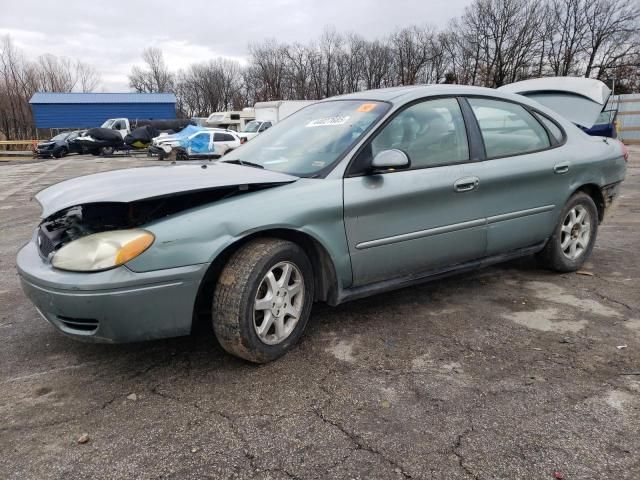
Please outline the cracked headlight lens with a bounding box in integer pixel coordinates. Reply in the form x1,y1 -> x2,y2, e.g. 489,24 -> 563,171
51,229 -> 154,272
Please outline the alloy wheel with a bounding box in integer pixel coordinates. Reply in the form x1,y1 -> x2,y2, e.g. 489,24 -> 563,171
560,205 -> 592,260
253,261 -> 305,345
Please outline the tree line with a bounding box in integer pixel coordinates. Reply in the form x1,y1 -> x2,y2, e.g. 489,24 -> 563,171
130,0 -> 639,118
1,0 -> 638,139
0,36 -> 100,140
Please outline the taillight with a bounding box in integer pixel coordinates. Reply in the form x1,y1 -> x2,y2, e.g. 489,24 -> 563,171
621,141 -> 629,162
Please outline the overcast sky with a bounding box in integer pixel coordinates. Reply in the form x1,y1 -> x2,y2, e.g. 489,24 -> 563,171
0,0 -> 470,92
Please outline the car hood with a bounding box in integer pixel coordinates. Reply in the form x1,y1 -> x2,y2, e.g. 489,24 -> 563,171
35,162 -> 298,218
498,77 -> 611,128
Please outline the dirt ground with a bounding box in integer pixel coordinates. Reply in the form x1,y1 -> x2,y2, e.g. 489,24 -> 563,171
1,149 -> 639,479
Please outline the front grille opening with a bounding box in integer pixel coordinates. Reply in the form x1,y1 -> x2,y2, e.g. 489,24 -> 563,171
56,316 -> 99,332
37,228 -> 56,258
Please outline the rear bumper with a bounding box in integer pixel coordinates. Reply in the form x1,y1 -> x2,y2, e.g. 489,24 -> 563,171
17,240 -> 208,343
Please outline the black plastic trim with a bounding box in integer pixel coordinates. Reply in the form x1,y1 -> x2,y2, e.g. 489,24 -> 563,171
330,241 -> 546,305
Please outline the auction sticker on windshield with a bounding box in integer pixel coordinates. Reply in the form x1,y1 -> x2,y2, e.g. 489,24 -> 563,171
306,116 -> 350,127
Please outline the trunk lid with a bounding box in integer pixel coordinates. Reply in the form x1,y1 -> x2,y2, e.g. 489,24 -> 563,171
498,77 -> 611,128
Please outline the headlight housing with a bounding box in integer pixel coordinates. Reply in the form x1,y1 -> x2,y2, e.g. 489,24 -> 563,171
51,229 -> 154,272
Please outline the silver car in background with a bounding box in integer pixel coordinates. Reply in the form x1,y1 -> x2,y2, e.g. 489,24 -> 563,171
17,81 -> 627,362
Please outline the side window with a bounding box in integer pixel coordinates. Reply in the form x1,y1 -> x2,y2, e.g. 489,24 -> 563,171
468,98 -> 550,158
259,122 -> 272,132
370,98 -> 469,169
532,112 -> 564,144
213,132 -> 223,142
221,133 -> 236,141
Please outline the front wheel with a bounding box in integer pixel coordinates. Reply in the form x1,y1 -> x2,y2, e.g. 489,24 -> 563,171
212,238 -> 314,363
538,192 -> 598,272
54,147 -> 67,158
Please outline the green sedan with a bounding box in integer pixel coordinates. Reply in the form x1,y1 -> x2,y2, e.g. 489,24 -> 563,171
17,82 -> 627,362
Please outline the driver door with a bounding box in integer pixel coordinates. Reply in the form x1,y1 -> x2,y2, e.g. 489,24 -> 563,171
343,97 -> 487,286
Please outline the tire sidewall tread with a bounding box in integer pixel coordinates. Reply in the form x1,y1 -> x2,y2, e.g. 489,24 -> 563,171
539,192 -> 599,272
213,238 -> 314,363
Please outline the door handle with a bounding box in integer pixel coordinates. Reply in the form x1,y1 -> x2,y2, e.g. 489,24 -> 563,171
554,163 -> 569,174
454,177 -> 479,192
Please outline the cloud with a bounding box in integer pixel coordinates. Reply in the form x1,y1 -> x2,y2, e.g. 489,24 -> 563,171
0,0 -> 470,91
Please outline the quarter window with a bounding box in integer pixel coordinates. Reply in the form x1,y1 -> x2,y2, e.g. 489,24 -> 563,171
532,112 -> 564,144
468,98 -> 550,158
370,98 -> 469,169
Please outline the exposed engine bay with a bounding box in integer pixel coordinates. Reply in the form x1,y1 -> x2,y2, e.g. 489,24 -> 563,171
36,185 -> 268,259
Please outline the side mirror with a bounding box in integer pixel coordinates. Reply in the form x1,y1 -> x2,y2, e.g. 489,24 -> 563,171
371,149 -> 410,171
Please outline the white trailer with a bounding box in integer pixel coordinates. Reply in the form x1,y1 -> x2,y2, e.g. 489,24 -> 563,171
205,108 -> 255,131
239,100 -> 315,142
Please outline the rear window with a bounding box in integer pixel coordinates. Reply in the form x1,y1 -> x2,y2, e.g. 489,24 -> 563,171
468,98 -> 550,158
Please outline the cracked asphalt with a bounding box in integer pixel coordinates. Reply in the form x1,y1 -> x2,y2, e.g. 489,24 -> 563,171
1,149 -> 639,479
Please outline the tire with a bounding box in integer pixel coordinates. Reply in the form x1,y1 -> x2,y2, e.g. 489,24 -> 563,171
101,146 -> 115,156
213,238 -> 315,363
54,147 -> 67,159
538,192 -> 598,272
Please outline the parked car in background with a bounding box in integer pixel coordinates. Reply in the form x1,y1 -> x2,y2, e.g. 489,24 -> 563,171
579,109 -> 618,138
151,128 -> 241,160
238,100 -> 315,142
18,81 -> 626,363
35,131 -> 84,158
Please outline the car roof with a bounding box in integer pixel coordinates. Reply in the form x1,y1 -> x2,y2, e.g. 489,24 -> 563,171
326,84 -> 530,104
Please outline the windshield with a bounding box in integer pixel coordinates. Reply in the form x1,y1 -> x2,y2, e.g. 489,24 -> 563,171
243,120 -> 261,133
225,100 -> 388,176
101,119 -> 115,128
50,133 -> 69,141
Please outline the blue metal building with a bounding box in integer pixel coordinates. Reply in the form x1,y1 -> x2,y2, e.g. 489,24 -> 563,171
29,93 -> 177,129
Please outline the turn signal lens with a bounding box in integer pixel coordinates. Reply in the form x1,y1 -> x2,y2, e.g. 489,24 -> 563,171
51,229 -> 154,272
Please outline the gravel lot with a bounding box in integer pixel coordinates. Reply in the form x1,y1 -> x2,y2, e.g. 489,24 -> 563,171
1,149 -> 639,479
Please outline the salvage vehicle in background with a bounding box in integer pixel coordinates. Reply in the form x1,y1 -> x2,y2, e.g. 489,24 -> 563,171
579,109 -> 619,138
35,131 -> 84,158
18,81 -> 626,363
73,118 -> 196,155
150,128 -> 241,160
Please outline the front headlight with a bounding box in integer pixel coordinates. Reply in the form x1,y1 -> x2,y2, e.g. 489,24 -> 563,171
51,229 -> 154,272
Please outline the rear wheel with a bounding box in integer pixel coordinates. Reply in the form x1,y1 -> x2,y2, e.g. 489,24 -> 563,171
101,146 -> 115,156
538,192 -> 598,272
212,238 -> 314,363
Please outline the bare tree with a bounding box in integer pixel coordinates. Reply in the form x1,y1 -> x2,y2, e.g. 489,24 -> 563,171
76,61 -> 100,92
582,0 -> 640,78
129,47 -> 174,93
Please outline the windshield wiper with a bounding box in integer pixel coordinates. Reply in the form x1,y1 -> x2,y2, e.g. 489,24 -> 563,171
223,159 -> 264,169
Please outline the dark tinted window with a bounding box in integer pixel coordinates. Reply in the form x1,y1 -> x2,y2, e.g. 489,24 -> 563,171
532,112 -> 564,143
221,133 -> 235,141
213,133 -> 223,141
468,98 -> 550,157
370,97 -> 469,169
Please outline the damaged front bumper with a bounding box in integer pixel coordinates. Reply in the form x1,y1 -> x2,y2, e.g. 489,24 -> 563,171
17,238 -> 208,343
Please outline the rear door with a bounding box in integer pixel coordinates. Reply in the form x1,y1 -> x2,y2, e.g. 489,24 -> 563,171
463,97 -> 572,255
188,132 -> 212,155
343,97 -> 487,286
213,132 -> 238,155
